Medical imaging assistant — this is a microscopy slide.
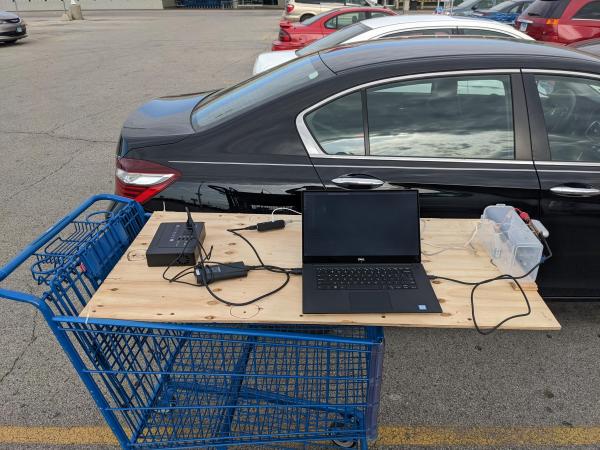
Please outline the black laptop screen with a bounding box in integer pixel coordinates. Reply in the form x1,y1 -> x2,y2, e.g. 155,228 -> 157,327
302,190 -> 421,264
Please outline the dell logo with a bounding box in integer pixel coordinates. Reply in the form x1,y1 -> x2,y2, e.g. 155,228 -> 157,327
357,257 -> 365,263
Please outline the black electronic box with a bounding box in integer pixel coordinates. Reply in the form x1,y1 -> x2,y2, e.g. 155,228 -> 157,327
146,221 -> 206,267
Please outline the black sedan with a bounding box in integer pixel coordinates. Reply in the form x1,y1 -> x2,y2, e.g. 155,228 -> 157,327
116,38 -> 600,301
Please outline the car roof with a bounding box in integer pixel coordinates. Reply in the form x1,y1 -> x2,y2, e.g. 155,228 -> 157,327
319,38 -> 600,73
360,13 -> 513,29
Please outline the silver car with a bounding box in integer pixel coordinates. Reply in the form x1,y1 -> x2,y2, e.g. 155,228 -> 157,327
0,11 -> 27,44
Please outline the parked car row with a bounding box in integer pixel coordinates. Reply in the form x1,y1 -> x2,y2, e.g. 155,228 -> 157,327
438,0 -> 600,45
257,14 -> 532,74
0,10 -> 27,45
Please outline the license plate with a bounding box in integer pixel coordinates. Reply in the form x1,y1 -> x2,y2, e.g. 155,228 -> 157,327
16,26 -> 22,32
519,22 -> 528,32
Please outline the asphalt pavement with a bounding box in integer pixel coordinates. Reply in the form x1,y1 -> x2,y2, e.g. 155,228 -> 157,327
1,9 -> 600,449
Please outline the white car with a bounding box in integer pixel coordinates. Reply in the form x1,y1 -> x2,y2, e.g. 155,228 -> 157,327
252,14 -> 533,74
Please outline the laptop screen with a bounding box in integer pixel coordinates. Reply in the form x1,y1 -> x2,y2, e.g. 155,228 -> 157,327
302,190 -> 421,264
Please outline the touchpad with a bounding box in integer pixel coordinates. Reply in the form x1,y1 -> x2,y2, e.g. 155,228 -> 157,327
349,291 -> 392,313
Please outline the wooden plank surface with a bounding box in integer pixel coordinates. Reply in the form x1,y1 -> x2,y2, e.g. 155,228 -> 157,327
81,212 -> 560,330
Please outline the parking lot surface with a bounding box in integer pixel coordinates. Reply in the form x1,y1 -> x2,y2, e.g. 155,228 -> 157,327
1,9 -> 600,450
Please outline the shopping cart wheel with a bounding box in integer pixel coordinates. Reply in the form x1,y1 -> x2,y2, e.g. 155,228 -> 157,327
329,421 -> 358,448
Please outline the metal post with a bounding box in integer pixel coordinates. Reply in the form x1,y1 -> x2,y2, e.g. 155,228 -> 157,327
13,0 -> 19,14
69,0 -> 84,20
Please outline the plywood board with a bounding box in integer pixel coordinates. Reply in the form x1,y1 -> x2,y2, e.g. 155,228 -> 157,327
81,212 -> 560,330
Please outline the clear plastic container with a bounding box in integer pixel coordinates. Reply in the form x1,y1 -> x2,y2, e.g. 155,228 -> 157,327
476,204 -> 544,283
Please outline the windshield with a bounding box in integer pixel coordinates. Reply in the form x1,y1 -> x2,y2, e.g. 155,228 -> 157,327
524,0 -> 568,17
296,23 -> 369,57
454,0 -> 482,9
191,57 -> 333,131
490,0 -> 515,11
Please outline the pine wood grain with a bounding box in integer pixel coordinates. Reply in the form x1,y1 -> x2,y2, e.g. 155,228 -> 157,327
80,212 -> 560,330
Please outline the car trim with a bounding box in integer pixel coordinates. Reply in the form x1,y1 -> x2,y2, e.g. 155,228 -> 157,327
314,163 -> 535,171
522,69 -> 600,80
535,161 -> 600,167
169,160 -> 535,171
311,154 -> 534,165
296,68 -> 522,162
169,160 -> 314,167
537,169 -> 600,173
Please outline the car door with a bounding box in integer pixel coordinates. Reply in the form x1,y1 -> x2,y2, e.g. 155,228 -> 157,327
523,70 -> 600,298
297,70 -> 540,219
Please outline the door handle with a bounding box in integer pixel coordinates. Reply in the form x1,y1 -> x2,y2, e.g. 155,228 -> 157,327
331,175 -> 384,189
550,185 -> 600,197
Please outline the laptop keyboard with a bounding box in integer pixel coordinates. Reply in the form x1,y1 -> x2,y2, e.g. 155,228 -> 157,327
316,266 -> 417,290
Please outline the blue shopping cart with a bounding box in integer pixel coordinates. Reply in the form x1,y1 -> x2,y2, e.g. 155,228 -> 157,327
0,195 -> 384,449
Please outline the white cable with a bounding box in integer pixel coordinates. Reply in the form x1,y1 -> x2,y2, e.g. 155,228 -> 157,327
270,207 -> 301,222
421,221 -> 480,256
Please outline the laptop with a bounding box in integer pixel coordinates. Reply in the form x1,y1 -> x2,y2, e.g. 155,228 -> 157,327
302,190 -> 441,314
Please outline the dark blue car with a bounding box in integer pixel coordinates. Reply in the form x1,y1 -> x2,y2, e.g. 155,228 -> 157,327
472,0 -> 533,24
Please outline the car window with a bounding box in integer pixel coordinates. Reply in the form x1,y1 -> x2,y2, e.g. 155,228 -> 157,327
296,22 -> 369,56
305,92 -> 365,155
460,28 -> 514,38
524,0 -> 569,18
535,75 -> 600,162
574,0 -> 600,19
366,75 -> 515,159
474,0 -> 497,9
325,11 -> 366,29
192,57 -> 333,131
370,11 -> 390,18
384,28 -> 455,38
490,0 -> 516,11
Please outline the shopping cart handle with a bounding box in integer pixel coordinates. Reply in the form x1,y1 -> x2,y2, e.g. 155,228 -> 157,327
0,194 -> 136,284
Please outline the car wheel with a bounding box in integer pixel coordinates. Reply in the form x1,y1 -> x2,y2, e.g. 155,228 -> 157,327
299,13 -> 314,22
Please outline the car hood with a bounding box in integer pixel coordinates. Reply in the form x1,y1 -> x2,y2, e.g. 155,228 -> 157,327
0,10 -> 19,20
252,50 -> 297,75
121,91 -> 215,150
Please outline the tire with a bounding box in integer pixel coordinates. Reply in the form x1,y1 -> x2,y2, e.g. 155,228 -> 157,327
299,14 -> 314,22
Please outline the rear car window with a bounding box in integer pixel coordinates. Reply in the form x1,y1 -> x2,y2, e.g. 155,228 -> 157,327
302,11 -> 332,25
574,0 -> 600,19
524,0 -> 569,18
385,28 -> 455,38
191,57 -> 333,131
296,22 -> 369,56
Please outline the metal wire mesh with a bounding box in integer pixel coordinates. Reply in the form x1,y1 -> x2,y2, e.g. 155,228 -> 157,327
1,195 -> 383,449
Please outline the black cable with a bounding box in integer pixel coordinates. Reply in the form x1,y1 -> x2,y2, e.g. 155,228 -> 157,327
164,222 -> 300,307
428,236 -> 552,336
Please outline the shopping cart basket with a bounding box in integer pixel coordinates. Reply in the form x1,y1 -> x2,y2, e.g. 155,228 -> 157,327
0,194 -> 384,450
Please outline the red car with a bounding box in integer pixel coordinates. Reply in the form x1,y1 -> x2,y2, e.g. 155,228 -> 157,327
516,0 -> 600,44
272,7 -> 396,51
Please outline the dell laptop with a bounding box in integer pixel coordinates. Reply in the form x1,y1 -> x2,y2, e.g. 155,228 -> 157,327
302,190 -> 441,314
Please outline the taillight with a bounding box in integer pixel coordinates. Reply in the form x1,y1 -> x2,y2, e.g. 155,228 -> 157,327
286,3 -> 294,13
115,157 -> 180,204
279,29 -> 291,42
545,18 -> 559,26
